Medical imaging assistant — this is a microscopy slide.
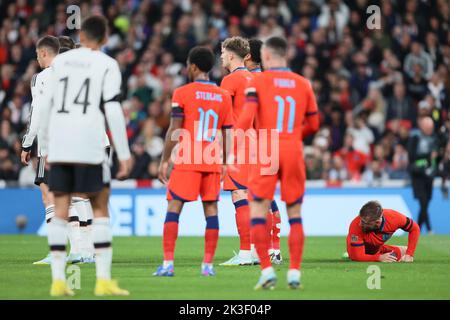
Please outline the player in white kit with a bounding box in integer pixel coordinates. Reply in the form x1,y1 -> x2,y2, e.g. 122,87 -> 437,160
22,36 -> 96,265
39,16 -> 131,297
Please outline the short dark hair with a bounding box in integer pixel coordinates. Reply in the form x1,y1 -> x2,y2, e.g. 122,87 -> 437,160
36,36 -> 60,55
58,36 -> 75,49
59,46 -> 71,54
222,36 -> 250,59
248,38 -> 262,64
188,46 -> 215,73
264,36 -> 288,58
81,15 -> 108,43
359,201 -> 383,220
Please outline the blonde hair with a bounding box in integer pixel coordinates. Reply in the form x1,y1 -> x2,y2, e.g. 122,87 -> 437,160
222,36 -> 250,59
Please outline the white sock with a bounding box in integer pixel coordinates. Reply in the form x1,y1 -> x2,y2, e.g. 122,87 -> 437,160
45,205 -> 55,223
251,244 -> 259,259
67,206 -> 80,255
48,217 -> 67,281
262,266 -> 274,277
163,260 -> 174,267
85,200 -> 95,256
239,250 -> 251,260
93,217 -> 112,280
287,269 -> 301,279
72,197 -> 92,257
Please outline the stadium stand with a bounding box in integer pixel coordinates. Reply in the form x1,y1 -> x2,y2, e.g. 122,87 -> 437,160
0,0 -> 449,187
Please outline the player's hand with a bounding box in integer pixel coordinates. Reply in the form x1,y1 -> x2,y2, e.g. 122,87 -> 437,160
116,158 -> 131,180
379,252 -> 398,263
21,150 -> 31,165
221,165 -> 227,181
400,254 -> 414,263
227,163 -> 239,173
158,160 -> 170,185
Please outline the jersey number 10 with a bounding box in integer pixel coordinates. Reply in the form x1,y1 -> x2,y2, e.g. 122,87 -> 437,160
275,95 -> 296,133
197,108 -> 218,142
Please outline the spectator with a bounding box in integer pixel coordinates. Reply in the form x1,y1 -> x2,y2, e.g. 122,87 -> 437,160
335,133 -> 368,181
362,160 -> 389,187
346,116 -> 374,155
390,144 -> 409,179
0,1 -> 448,184
328,154 -> 348,182
386,82 -> 416,130
403,41 -> 434,80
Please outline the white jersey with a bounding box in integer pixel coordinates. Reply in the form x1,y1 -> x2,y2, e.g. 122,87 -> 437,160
22,68 -> 52,156
39,47 -> 130,164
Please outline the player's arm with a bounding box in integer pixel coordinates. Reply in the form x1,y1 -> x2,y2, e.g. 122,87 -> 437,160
236,85 -> 258,131
302,80 -> 320,138
221,93 -> 234,171
347,222 -> 396,262
220,75 -> 237,99
158,91 -> 184,184
37,67 -> 57,158
21,74 -> 42,165
390,210 -> 420,261
103,61 -> 131,180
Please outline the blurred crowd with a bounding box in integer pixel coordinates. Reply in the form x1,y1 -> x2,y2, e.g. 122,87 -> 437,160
0,0 -> 449,186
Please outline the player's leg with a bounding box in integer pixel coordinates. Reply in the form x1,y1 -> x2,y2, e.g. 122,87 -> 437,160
379,245 -> 402,262
285,201 -> 304,289
248,165 -> 278,290
153,199 -> 184,276
87,186 -> 127,296
221,166 -> 254,266
48,192 -> 74,296
202,201 -> 219,276
46,164 -> 75,296
65,163 -> 127,296
232,189 -> 253,263
199,171 -> 221,276
269,200 -> 282,264
250,198 -> 276,290
280,145 -> 306,289
79,148 -> 111,264
154,169 -> 200,276
71,195 -> 95,262
66,199 -> 82,263
33,182 -> 55,265
399,246 -> 407,257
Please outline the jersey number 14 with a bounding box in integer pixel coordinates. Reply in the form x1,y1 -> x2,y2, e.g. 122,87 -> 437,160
58,77 -> 91,114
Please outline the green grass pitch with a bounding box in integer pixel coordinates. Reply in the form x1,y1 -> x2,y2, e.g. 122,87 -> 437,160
1,235 -> 449,299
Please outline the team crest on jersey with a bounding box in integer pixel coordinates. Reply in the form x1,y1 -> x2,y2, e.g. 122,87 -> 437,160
382,233 -> 392,241
351,235 -> 358,242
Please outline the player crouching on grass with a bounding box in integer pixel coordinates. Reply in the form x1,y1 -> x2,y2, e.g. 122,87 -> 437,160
347,201 -> 420,262
155,46 -> 233,277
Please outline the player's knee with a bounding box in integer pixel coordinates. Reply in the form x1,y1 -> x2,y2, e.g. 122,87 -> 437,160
167,200 -> 183,213
203,201 -> 218,216
231,189 -> 247,202
286,201 -> 301,215
399,246 -> 407,256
